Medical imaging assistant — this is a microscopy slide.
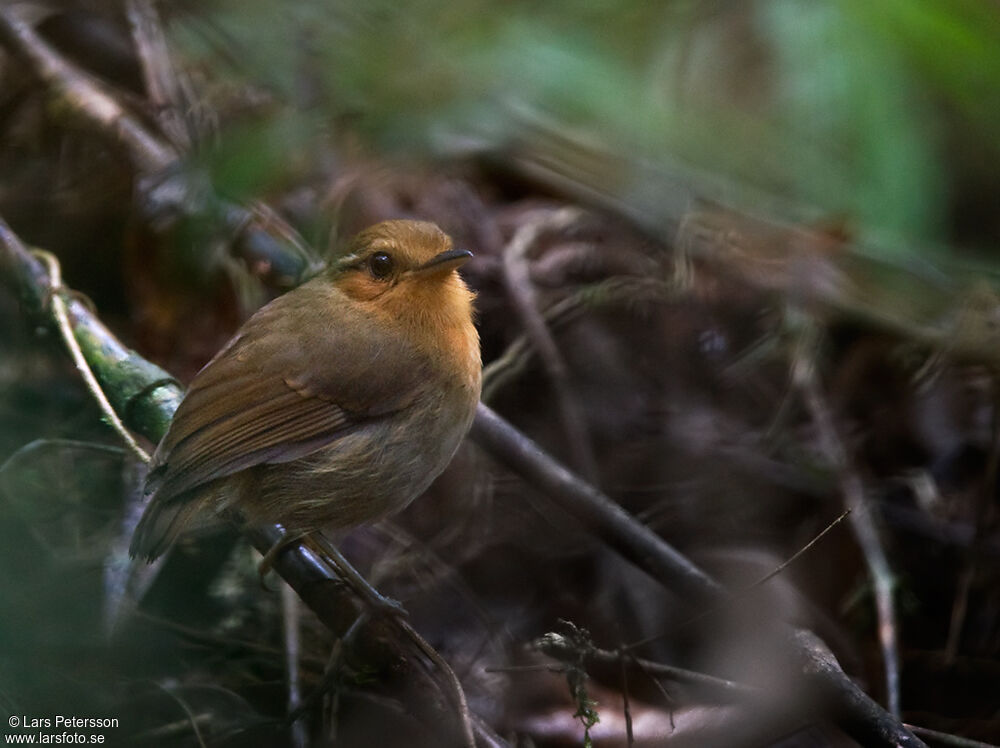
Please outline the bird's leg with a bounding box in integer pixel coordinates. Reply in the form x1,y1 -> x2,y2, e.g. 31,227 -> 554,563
257,530 -> 406,616
303,533 -> 407,619
283,537 -> 406,725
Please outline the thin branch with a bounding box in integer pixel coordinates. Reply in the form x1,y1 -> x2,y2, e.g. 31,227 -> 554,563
280,584 -> 307,748
470,402 -> 925,747
31,250 -> 151,464
619,649 -> 634,748
0,221 -> 478,748
125,0 -> 197,150
628,653 -> 676,724
0,5 -> 175,172
534,635 -> 757,704
748,509 -> 852,591
0,214 -> 923,748
470,715 -> 510,748
501,207 -> 598,479
946,377 -> 1000,662
622,507 -> 852,656
0,5 -> 320,287
398,621 -> 477,748
288,611 -> 363,731
154,683 -> 209,748
472,402 -> 723,605
483,276 -> 676,402
791,325 -> 902,718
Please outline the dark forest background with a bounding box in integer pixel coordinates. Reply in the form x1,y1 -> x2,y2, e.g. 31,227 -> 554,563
1,1 -> 1000,746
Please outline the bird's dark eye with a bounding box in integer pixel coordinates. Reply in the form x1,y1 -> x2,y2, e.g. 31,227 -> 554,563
368,252 -> 394,280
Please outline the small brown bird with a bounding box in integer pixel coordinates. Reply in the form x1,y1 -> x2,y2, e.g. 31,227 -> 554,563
130,220 -> 481,562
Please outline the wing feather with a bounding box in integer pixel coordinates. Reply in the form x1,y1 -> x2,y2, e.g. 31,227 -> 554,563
143,277 -> 428,506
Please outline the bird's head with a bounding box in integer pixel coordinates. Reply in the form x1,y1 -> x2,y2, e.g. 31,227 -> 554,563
332,220 -> 472,304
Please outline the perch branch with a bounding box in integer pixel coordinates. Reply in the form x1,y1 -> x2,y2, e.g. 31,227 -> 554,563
0,221 -> 478,748
1,211 -> 922,747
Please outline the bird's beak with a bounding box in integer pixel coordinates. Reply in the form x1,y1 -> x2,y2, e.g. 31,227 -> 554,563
412,248 -> 473,277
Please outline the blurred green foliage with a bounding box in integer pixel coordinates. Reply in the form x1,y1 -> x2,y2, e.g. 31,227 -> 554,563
171,0 -> 999,253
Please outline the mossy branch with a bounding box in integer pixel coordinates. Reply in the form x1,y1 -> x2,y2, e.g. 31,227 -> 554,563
1,213 -> 926,746
0,218 -> 476,747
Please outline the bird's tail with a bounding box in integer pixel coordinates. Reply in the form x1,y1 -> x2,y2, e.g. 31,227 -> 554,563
128,491 -> 212,562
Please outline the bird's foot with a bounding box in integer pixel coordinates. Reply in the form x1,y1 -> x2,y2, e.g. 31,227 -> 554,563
257,531 -> 307,587
303,533 -> 408,621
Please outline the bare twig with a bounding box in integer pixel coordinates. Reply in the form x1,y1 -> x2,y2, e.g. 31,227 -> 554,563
791,325 -> 902,718
500,207 -> 598,479
288,611 -> 366,730
749,509 -> 852,591
627,653 -> 676,725
0,5 -> 320,287
1,213 -> 923,748
482,276 -> 676,402
281,584 -> 307,748
624,506 -> 852,658
471,402 -> 925,747
619,649 -> 634,748
30,250 -> 151,464
125,0 -> 198,150
945,378 -> 1000,662
1,222 -> 478,748
154,683 -> 209,748
0,5 -> 175,172
534,635 -> 757,703
470,715 -> 510,748
472,403 -> 723,605
398,621 -> 477,748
